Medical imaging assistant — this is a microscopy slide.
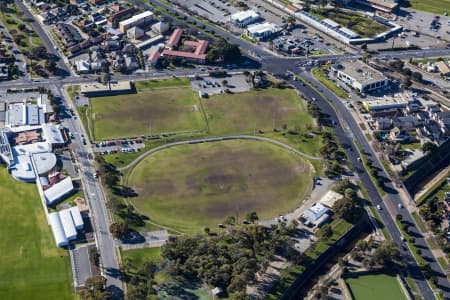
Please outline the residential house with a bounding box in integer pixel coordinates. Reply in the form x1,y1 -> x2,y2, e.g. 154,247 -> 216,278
375,117 -> 392,131
393,116 -> 421,132
127,26 -> 145,40
0,63 -> 8,80
124,56 -> 139,72
55,23 -> 83,48
389,127 -> 410,143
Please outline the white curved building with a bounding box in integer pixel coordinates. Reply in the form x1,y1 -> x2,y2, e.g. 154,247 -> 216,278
49,212 -> 68,247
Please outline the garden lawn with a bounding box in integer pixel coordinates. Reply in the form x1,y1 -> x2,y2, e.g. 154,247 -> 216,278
122,247 -> 163,272
0,167 -> 74,300
127,139 -> 313,233
0,4 -> 44,52
202,88 -> 314,135
90,87 -> 205,140
408,0 -> 450,15
345,272 -> 407,300
134,78 -> 190,90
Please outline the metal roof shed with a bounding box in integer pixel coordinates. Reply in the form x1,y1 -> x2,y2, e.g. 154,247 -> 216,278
49,212 -> 68,247
69,206 -> 84,230
60,208 -> 78,240
44,177 -> 74,206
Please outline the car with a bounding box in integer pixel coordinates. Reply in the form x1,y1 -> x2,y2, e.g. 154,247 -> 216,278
311,97 -> 317,102
398,203 -> 403,209
357,157 -> 362,162
376,204 -> 381,210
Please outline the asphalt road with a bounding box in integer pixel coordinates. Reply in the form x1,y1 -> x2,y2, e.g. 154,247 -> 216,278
54,87 -> 123,298
15,0 -> 71,77
269,65 -> 447,299
4,1 -> 450,298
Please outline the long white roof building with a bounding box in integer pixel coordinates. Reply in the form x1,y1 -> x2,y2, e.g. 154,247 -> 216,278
44,177 -> 74,206
69,206 -> 84,230
49,212 -> 68,247
60,208 -> 77,241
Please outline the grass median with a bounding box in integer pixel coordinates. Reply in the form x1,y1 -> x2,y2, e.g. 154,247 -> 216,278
312,66 -> 349,99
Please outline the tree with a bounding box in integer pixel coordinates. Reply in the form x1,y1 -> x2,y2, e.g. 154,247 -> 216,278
318,0 -> 328,8
401,76 -> 412,91
411,71 -> 422,82
79,276 -> 109,300
245,211 -> 259,223
109,221 -> 128,239
30,46 -> 47,60
45,60 -> 57,72
224,215 -> 236,225
321,224 -> 333,238
422,141 -> 437,154
206,38 -> 241,63
372,241 -> 400,266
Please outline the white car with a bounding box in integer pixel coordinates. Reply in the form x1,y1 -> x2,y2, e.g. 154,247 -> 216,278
376,204 -> 381,210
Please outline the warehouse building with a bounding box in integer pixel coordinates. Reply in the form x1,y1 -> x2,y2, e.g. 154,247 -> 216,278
49,212 -> 68,247
60,208 -> 78,240
44,176 -> 74,206
49,206 -> 84,247
363,92 -> 411,111
332,61 -> 388,93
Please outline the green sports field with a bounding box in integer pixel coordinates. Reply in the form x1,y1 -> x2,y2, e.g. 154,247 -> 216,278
0,167 -> 74,300
202,88 -> 314,135
89,82 -> 205,140
408,0 -> 450,15
127,139 -> 313,233
345,273 -> 407,300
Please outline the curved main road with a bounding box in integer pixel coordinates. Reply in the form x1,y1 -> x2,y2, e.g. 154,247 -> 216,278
118,134 -> 322,171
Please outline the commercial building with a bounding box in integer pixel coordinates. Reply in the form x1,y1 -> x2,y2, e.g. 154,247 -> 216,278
352,0 -> 398,13
332,61 -> 388,93
5,103 -> 45,128
319,190 -> 344,209
230,10 -> 261,27
302,203 -> 330,227
436,61 -> 450,76
363,93 -> 411,111
246,22 -> 282,41
119,11 -> 154,33
79,81 -> 133,96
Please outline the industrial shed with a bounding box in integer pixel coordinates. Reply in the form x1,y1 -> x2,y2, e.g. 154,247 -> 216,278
49,207 -> 84,247
69,206 -> 84,230
44,177 -> 74,206
49,212 -> 68,247
60,208 -> 78,241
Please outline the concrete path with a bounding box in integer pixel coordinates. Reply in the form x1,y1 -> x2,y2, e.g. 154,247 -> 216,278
118,230 -> 168,251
